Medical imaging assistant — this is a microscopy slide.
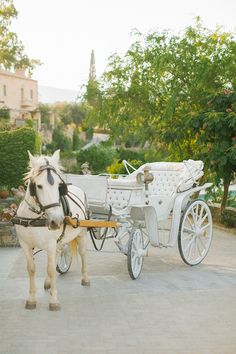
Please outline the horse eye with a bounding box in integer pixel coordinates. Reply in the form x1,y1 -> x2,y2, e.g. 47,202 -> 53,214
37,185 -> 43,189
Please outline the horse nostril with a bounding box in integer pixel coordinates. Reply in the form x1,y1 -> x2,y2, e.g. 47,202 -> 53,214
50,220 -> 57,229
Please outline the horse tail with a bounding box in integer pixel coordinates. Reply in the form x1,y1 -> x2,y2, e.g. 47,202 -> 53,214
69,237 -> 79,260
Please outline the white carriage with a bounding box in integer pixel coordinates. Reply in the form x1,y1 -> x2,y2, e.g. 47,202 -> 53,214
57,159 -> 213,279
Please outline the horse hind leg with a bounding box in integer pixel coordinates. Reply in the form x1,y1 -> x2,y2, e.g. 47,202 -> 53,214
77,232 -> 90,286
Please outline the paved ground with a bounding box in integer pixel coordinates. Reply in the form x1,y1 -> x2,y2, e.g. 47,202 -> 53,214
0,226 -> 236,354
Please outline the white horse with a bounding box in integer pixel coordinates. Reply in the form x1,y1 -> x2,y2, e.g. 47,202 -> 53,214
14,150 -> 90,311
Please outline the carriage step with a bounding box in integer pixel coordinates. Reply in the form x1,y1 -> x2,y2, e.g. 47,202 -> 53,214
64,216 -> 120,229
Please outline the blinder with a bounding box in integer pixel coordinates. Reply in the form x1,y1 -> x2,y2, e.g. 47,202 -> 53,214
29,181 -> 36,197
59,182 -> 68,196
29,181 -> 68,197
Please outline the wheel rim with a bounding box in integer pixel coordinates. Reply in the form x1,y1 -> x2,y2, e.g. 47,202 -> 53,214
180,201 -> 212,265
58,245 -> 72,272
130,229 -> 144,278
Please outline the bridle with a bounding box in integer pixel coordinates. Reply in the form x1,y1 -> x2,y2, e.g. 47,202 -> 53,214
28,159 -> 68,214
12,159 -> 88,237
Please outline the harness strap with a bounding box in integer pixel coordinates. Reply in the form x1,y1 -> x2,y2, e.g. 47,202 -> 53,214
12,216 -> 48,227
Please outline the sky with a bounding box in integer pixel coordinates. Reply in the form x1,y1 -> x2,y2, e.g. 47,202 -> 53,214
13,0 -> 236,93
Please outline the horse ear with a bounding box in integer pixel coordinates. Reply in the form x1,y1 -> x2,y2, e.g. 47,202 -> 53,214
28,151 -> 37,167
51,149 -> 60,164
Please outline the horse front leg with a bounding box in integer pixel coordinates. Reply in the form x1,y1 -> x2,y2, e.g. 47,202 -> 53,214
20,242 -> 37,310
46,248 -> 61,311
78,233 -> 90,286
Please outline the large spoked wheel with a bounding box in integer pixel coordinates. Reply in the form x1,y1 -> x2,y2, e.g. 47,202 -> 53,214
127,228 -> 145,279
178,199 -> 213,266
56,244 -> 72,274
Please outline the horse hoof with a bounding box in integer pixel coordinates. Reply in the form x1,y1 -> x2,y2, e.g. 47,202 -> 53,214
49,303 -> 61,311
25,301 -> 36,310
81,280 -> 90,286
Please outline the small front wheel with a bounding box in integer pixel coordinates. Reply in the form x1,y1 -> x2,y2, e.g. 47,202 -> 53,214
56,244 -> 72,274
178,199 -> 213,266
127,228 -> 145,279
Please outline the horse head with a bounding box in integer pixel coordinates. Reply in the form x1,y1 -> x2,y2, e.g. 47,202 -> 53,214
27,150 -> 65,230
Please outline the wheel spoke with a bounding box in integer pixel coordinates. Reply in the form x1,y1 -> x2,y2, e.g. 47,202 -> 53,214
199,212 -> 208,226
196,237 -> 205,255
199,204 -> 204,222
195,203 -> 199,221
187,238 -> 195,260
183,236 -> 195,254
183,226 -> 194,234
186,215 -> 194,228
190,207 -> 197,225
182,233 -> 194,241
200,223 -> 210,232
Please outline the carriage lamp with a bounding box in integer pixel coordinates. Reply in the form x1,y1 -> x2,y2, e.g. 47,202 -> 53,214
136,167 -> 154,185
136,166 -> 154,205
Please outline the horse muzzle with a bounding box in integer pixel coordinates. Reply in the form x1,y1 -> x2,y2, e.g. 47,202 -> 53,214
47,210 -> 64,230
48,220 -> 62,230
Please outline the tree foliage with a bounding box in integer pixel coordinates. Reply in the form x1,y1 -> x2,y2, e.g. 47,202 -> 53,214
0,0 -> 39,72
84,19 -> 236,209
87,19 -> 235,150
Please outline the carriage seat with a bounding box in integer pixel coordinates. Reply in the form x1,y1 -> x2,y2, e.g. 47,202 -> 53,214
107,178 -> 143,211
125,159 -> 204,220
126,159 -> 204,194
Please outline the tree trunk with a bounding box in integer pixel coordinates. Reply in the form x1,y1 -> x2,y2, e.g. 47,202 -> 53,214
221,179 -> 230,212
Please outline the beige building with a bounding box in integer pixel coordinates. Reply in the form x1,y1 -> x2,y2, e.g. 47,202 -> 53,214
0,68 -> 41,130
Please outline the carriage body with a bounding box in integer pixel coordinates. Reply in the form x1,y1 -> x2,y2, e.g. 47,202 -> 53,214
63,159 -> 213,279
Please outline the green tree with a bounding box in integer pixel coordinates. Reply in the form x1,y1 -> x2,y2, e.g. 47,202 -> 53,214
76,144 -> 117,174
190,91 -> 236,211
0,0 -> 39,72
88,19 -> 236,154
48,128 -> 72,152
53,102 -> 87,126
72,129 -> 81,150
39,103 -> 51,125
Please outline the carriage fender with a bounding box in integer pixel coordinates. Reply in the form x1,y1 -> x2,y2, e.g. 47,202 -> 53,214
130,205 -> 159,247
169,182 -> 212,246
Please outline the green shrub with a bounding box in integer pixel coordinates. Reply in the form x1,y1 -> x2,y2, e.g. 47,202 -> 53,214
205,186 -> 236,207
107,159 -> 142,175
116,148 -> 146,162
116,147 -> 169,164
76,144 -> 117,174
0,127 -> 40,188
220,208 -> 236,228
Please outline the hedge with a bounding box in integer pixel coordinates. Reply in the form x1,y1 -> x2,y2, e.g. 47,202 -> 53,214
76,144 -> 117,174
220,208 -> 236,228
0,127 -> 40,188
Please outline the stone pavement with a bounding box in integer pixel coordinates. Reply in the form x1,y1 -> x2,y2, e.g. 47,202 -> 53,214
0,226 -> 236,354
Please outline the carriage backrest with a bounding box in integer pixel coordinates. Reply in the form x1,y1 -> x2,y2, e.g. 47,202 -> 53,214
107,179 -> 143,211
126,160 -> 204,194
64,174 -> 108,206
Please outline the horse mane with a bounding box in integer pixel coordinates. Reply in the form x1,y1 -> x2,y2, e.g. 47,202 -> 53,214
24,154 -> 64,183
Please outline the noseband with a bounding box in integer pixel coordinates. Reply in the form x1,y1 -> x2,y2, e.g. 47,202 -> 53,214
28,159 -> 68,213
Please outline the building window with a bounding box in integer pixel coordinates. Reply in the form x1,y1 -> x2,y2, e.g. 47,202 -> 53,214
30,89 -> 33,100
3,85 -> 7,96
21,88 -> 24,101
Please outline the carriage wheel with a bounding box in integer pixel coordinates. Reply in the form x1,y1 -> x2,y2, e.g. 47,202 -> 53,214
56,244 -> 72,274
127,227 -> 145,279
178,199 -> 213,266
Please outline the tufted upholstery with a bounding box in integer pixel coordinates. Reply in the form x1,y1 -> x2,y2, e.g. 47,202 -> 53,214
107,179 -> 143,211
126,160 -> 204,193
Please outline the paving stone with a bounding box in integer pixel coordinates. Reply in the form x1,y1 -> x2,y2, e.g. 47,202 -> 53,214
0,226 -> 236,354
